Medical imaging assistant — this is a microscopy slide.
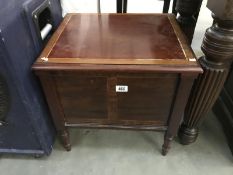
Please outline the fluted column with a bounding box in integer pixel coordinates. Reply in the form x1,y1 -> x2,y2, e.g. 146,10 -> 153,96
179,0 -> 233,145
176,0 -> 203,43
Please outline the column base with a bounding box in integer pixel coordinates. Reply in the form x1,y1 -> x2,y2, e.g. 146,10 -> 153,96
178,124 -> 198,145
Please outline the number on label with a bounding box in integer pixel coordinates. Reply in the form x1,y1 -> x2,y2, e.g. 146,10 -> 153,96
116,85 -> 128,92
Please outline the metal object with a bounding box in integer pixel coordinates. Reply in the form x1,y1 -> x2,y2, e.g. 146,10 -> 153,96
40,23 -> 53,40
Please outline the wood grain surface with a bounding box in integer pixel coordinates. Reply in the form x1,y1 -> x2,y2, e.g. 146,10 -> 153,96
32,13 -> 201,73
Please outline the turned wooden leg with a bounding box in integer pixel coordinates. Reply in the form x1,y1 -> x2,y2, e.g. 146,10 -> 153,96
162,75 -> 195,155
39,76 -> 70,151
162,134 -> 173,156
175,0 -> 203,43
59,129 -> 71,151
179,1 -> 233,144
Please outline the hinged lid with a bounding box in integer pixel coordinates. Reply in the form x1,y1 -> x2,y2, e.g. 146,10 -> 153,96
33,13 -> 202,73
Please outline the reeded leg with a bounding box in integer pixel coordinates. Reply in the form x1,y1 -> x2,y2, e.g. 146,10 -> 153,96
179,1 -> 233,145
59,129 -> 71,151
179,57 -> 230,145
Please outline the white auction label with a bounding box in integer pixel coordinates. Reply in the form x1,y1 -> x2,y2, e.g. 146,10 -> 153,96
116,85 -> 128,92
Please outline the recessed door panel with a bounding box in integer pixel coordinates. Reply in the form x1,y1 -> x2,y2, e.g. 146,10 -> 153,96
55,76 -> 108,122
116,75 -> 178,125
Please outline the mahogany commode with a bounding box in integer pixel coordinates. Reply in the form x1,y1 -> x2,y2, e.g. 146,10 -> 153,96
32,13 -> 202,155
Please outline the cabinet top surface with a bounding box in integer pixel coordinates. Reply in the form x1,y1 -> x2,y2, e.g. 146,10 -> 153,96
33,13 -> 202,73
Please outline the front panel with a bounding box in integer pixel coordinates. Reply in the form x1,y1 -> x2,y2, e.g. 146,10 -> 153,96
53,72 -> 178,126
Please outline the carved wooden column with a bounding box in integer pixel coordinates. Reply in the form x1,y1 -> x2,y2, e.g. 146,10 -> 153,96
179,0 -> 233,145
176,0 -> 203,43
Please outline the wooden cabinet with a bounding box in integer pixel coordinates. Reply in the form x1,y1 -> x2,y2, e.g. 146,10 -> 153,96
32,13 -> 202,155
